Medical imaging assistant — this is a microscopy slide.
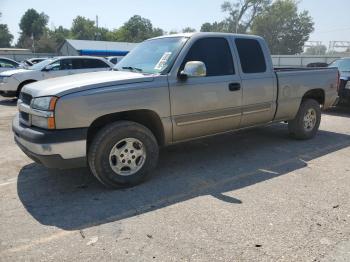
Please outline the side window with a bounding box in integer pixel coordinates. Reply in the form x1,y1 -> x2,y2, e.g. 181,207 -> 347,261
110,58 -> 118,64
182,38 -> 235,77
235,38 -> 267,74
0,59 -> 17,68
59,59 -> 73,70
83,59 -> 109,69
72,59 -> 84,69
48,61 -> 61,71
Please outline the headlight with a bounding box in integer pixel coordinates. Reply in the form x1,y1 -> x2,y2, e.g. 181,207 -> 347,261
31,96 -> 58,111
30,96 -> 58,129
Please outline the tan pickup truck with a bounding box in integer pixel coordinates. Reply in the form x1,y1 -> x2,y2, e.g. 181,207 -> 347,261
13,33 -> 339,188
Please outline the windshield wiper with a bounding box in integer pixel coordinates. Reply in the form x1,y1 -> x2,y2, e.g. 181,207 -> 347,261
122,66 -> 143,72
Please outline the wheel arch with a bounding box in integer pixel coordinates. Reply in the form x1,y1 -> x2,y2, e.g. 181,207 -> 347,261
17,79 -> 37,93
302,89 -> 325,105
87,109 -> 166,149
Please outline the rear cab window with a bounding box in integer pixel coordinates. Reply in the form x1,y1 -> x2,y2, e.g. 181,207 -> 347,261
235,38 -> 267,74
181,37 -> 235,77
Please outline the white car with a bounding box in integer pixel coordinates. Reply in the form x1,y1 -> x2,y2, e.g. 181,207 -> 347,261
0,56 -> 113,97
19,57 -> 49,68
0,57 -> 20,73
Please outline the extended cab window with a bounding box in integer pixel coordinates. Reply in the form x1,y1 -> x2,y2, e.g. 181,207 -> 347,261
182,38 -> 235,76
235,38 -> 267,74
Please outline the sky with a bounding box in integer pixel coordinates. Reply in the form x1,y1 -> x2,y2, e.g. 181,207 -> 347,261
1,0 -> 349,47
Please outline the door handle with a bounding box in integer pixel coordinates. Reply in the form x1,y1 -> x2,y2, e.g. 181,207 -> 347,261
229,83 -> 241,91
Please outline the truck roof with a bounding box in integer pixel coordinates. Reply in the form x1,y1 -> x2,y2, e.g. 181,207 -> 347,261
150,32 -> 263,41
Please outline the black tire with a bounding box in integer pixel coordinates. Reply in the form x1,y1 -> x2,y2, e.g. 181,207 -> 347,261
88,121 -> 159,188
288,99 -> 321,140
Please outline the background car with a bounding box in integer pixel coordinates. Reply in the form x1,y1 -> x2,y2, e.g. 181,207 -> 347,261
329,57 -> 350,103
0,56 -> 114,97
106,56 -> 123,65
20,57 -> 49,68
0,57 -> 20,72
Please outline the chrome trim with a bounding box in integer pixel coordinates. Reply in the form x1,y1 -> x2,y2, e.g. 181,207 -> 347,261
15,135 -> 86,159
242,103 -> 272,115
175,107 -> 241,126
242,107 -> 271,115
177,113 -> 241,126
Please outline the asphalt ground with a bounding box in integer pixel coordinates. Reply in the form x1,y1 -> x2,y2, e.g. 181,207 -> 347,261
0,97 -> 349,261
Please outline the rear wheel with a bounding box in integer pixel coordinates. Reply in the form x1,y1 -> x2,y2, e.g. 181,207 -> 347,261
288,99 -> 321,140
88,121 -> 159,188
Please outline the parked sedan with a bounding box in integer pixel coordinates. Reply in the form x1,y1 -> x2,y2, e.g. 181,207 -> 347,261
0,57 -> 20,73
329,57 -> 350,103
0,56 -> 114,97
20,57 -> 49,68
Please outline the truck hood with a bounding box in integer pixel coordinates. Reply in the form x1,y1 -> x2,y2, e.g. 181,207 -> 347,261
22,70 -> 155,97
0,68 -> 32,77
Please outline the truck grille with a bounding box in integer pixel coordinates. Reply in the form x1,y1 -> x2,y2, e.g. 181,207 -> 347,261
19,92 -> 32,105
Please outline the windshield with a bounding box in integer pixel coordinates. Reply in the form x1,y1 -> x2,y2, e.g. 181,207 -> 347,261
329,59 -> 350,72
115,37 -> 188,74
28,58 -> 54,70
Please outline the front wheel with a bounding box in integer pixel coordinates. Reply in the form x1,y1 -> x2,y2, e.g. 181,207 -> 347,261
88,121 -> 159,188
288,99 -> 321,140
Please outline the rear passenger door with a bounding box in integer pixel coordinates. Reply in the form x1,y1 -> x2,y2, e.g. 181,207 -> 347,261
170,37 -> 242,142
234,38 -> 276,127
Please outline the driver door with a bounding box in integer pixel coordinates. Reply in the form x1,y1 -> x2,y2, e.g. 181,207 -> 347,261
42,59 -> 73,79
169,37 -> 242,142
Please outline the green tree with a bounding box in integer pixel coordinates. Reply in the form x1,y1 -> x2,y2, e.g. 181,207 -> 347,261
0,13 -> 14,47
304,45 -> 327,55
251,0 -> 314,55
200,21 -> 227,32
114,15 -> 163,42
18,9 -> 48,40
70,16 -> 96,40
201,0 -> 271,33
17,9 -> 49,48
182,27 -> 196,33
49,26 -> 71,46
96,27 -> 114,41
168,30 -> 179,35
36,29 -> 57,52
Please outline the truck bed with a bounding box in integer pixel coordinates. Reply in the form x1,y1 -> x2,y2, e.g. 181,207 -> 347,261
273,67 -> 339,122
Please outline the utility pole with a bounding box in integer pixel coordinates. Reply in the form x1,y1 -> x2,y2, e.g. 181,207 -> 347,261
95,15 -> 101,41
31,33 -> 35,54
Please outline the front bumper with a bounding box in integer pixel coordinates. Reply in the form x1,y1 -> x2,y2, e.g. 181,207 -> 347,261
0,80 -> 18,97
12,114 -> 88,169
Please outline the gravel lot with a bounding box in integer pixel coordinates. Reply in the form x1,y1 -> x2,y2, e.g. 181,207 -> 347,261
0,97 -> 349,262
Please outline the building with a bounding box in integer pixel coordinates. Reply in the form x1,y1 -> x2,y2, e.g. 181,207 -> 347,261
0,48 -> 33,61
58,39 -> 138,57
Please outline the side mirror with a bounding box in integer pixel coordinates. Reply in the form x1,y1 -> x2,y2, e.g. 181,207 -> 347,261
42,65 -> 54,72
179,61 -> 206,81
